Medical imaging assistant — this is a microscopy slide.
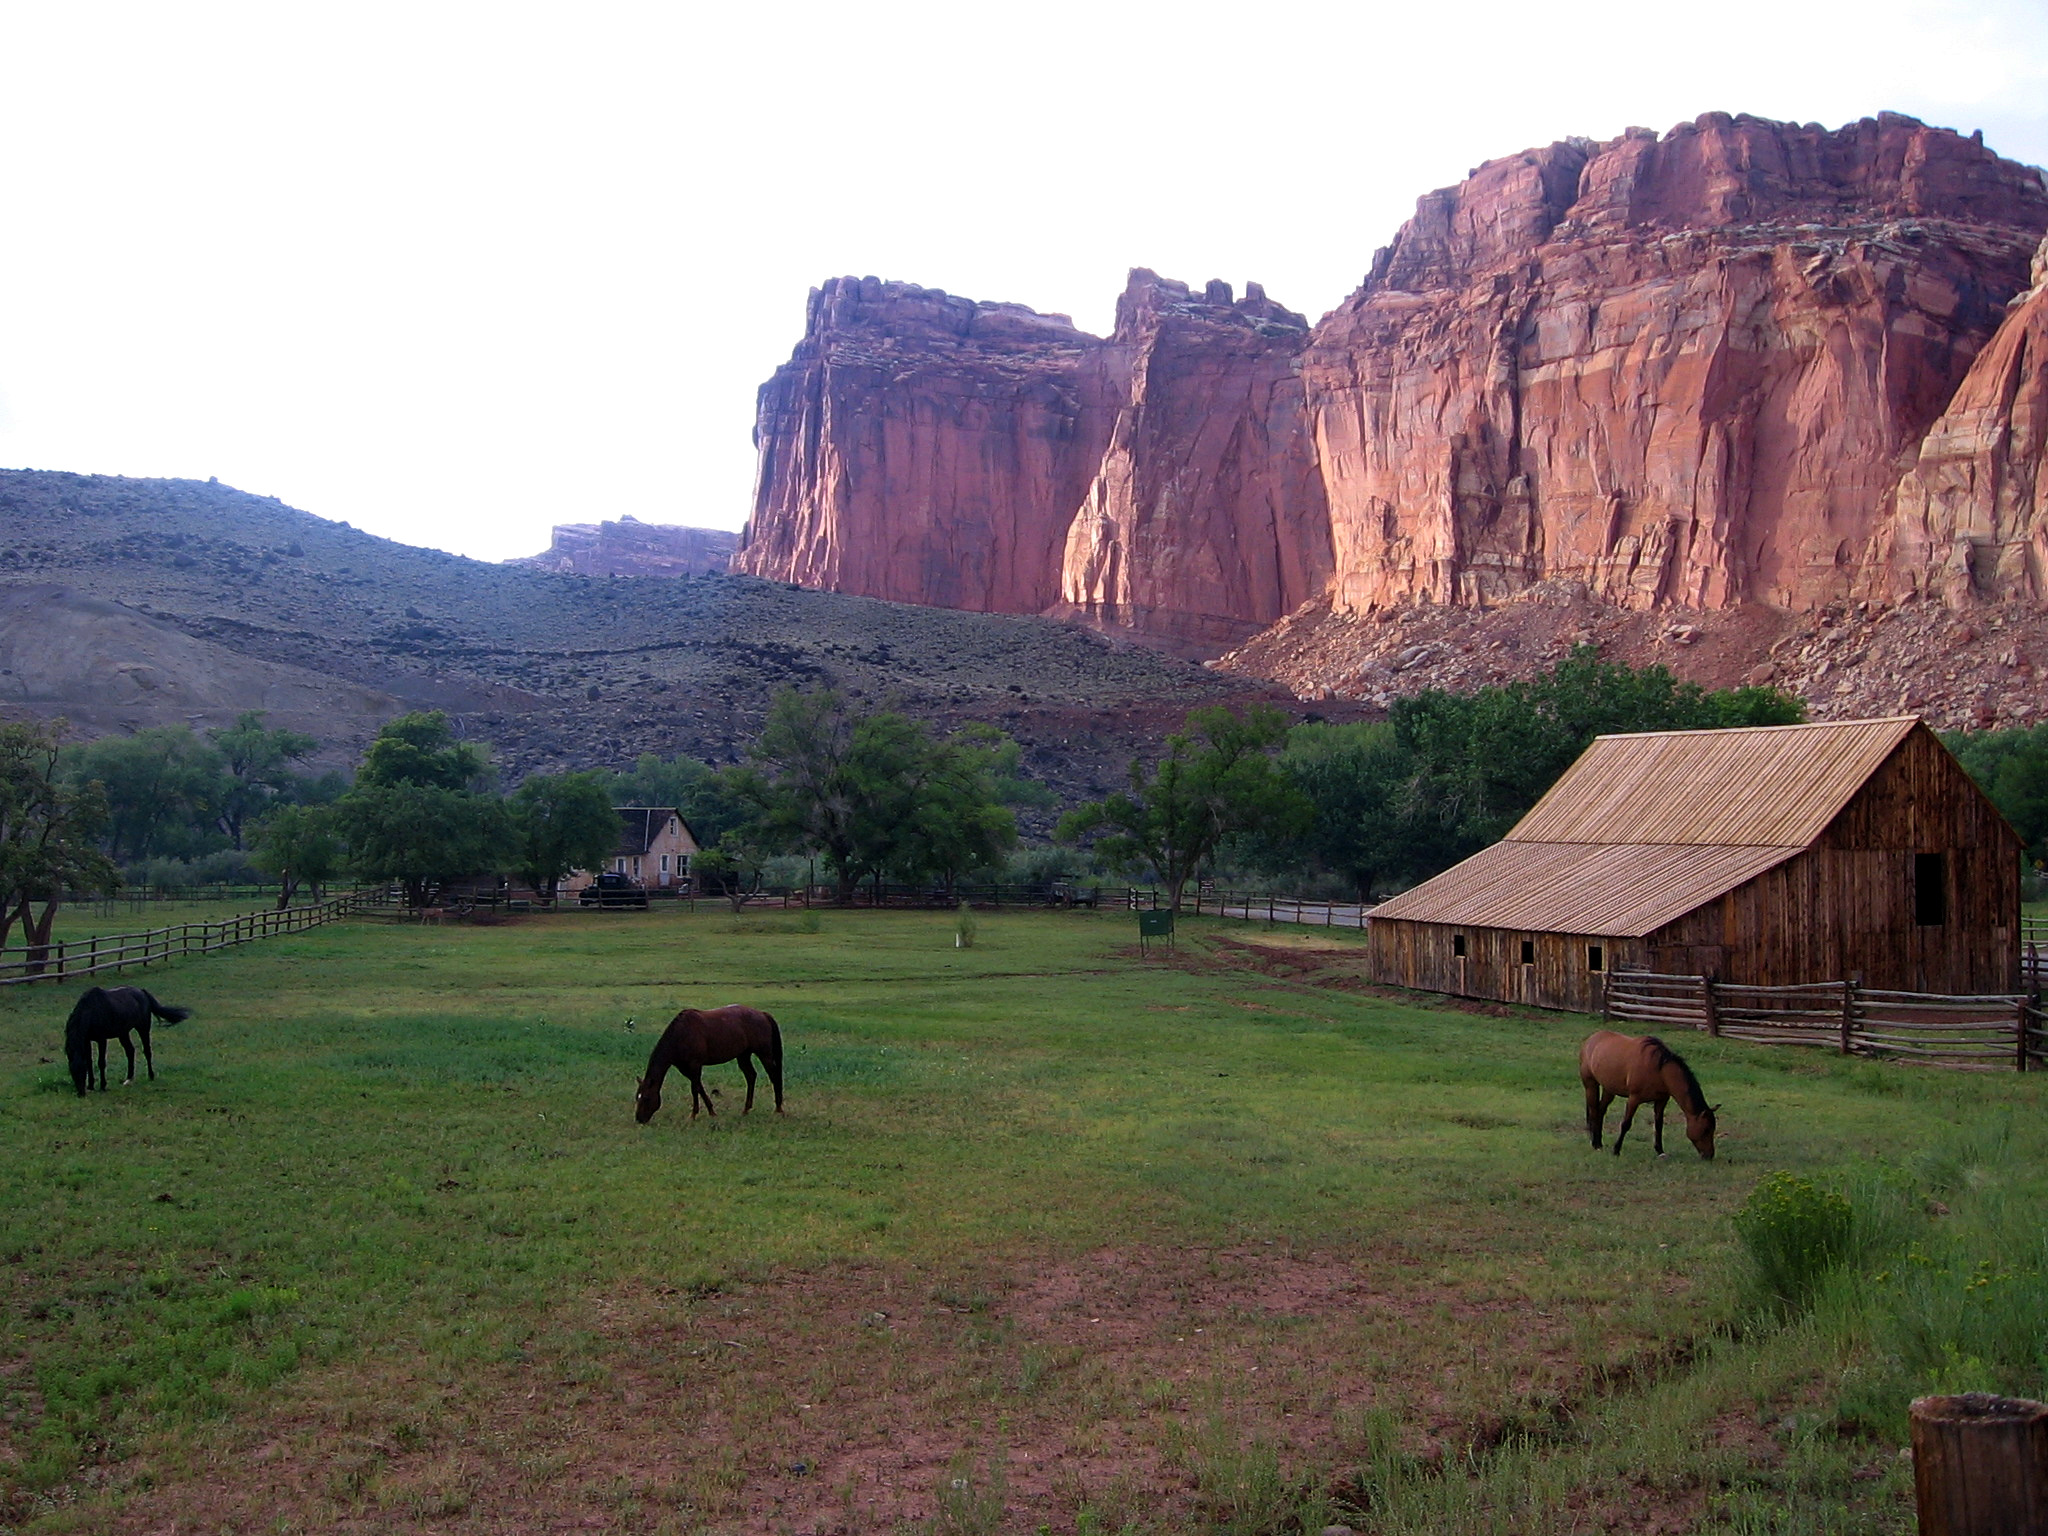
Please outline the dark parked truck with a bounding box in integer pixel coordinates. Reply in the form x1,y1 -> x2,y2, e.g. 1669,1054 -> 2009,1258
579,871 -> 650,909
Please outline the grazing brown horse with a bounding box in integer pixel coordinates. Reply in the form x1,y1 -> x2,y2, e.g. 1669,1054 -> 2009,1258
1580,1030 -> 1718,1160
66,986 -> 189,1096
635,1005 -> 784,1124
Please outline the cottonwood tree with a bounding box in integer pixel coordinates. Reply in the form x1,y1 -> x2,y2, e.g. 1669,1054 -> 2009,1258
508,772 -> 620,901
1058,705 -> 1309,910
63,726 -> 226,863
250,804 -> 344,908
208,712 -> 318,849
0,721 -> 120,966
336,712 -> 509,906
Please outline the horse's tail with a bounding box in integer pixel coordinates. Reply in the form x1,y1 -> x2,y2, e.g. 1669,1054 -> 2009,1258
765,1013 -> 783,1069
140,991 -> 190,1025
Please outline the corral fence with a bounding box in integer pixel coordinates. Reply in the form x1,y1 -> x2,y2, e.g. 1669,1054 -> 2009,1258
2023,915 -> 2048,985
1604,970 -> 2046,1072
0,891 -> 379,987
1191,889 -> 1376,929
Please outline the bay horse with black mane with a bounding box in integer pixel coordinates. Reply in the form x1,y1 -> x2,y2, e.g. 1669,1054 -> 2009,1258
1580,1029 -> 1718,1159
635,1005 -> 784,1124
66,986 -> 190,1096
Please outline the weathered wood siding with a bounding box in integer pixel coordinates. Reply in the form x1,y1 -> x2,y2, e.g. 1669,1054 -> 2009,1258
1645,729 -> 2019,994
1368,921 -> 1649,1013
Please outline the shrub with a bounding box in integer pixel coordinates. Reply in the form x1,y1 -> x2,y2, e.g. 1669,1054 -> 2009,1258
1735,1172 -> 1853,1313
954,902 -> 978,949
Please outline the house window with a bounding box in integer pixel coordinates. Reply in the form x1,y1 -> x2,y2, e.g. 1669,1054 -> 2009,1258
1915,852 -> 1947,925
660,854 -> 669,873
1519,939 -> 1535,965
633,856 -> 643,878
1588,944 -> 1603,972
615,858 -> 626,874
1452,934 -> 1466,958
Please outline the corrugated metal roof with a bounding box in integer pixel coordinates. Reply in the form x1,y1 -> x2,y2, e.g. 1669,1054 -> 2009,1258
1368,841 -> 1803,937
1506,717 -> 1920,847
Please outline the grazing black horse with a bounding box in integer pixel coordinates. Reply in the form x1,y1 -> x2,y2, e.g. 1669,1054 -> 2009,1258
66,986 -> 190,1096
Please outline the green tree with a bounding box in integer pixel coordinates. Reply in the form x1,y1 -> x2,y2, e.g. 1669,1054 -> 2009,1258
1257,720 -> 1440,901
691,829 -> 774,912
356,711 -> 490,792
1058,705 -> 1309,910
207,711 -> 318,849
0,721 -> 120,965
508,772 -> 621,901
337,714 -> 509,906
64,726 -> 228,863
727,690 -> 1023,904
249,803 -> 344,908
335,784 -> 513,909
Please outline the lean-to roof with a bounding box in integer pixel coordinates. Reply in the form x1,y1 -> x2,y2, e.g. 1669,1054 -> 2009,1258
1370,717 -> 1925,937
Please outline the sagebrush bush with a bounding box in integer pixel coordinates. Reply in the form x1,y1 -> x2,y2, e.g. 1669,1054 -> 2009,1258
1735,1171 -> 1854,1312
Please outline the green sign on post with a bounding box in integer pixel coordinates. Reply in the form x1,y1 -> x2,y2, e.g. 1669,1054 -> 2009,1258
1138,907 -> 1175,954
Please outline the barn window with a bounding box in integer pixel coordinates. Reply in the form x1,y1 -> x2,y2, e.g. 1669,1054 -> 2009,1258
1587,944 -> 1603,972
1519,939 -> 1535,965
1452,934 -> 1467,958
1915,853 -> 1948,925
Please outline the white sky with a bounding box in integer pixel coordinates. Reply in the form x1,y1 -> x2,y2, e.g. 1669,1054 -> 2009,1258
2,0 -> 2046,562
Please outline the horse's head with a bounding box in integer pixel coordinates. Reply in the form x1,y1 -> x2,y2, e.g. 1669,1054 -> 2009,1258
1687,1102 -> 1720,1160
66,1042 -> 91,1097
634,1075 -> 663,1124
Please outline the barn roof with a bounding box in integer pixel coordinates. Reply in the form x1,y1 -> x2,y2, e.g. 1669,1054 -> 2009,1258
1370,717 -> 1925,938
1504,716 -> 1920,846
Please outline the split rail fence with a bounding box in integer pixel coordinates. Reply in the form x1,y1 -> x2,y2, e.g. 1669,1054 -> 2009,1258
0,892 -> 378,987
1604,970 -> 2046,1072
1190,890 -> 1376,929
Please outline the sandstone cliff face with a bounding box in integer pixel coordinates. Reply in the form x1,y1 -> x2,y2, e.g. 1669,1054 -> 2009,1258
738,113 -> 2048,659
736,277 -> 1114,614
1053,272 -> 1330,648
1871,235 -> 2048,604
1310,112 -> 2048,616
516,516 -> 736,577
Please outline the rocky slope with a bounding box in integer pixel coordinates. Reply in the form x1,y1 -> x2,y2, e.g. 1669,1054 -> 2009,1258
736,112 -> 2048,722
514,517 -> 735,577
0,471 -> 1315,818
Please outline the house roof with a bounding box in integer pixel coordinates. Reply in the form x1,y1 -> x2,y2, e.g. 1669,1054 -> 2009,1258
1370,717 -> 1927,938
613,806 -> 692,858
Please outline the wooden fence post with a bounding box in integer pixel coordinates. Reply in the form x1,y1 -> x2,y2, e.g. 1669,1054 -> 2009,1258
1701,975 -> 1721,1038
2019,1000 -> 2032,1074
1840,977 -> 1857,1056
1910,1393 -> 2048,1536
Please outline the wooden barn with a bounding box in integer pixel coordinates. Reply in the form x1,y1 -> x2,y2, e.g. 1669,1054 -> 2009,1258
1367,717 -> 2020,1012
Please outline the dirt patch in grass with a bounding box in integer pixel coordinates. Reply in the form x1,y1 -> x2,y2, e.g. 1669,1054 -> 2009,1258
99,1245 -> 1604,1534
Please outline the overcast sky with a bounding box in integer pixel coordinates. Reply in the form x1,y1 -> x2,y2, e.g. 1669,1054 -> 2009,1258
3,0 -> 2047,563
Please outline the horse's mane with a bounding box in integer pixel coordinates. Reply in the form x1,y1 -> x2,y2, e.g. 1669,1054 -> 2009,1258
1643,1036 -> 1709,1115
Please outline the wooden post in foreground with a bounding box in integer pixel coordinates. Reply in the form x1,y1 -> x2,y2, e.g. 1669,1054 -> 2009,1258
1911,1393 -> 2048,1535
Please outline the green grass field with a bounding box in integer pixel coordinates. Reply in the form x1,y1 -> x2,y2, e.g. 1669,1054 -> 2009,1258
1,907 -> 2043,1534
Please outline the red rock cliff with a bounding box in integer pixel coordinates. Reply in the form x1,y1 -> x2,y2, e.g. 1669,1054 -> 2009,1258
738,114 -> 2048,654
735,277 -> 1114,614
1309,112 -> 2048,616
1052,272 -> 1331,649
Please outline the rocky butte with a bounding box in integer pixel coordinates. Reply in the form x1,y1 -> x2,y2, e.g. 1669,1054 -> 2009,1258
735,112 -> 2048,715
516,516 -> 736,578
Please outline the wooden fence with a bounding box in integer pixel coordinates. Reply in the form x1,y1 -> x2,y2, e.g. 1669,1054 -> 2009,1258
0,891 -> 378,986
1190,890 -> 1375,929
1604,970 -> 2046,1072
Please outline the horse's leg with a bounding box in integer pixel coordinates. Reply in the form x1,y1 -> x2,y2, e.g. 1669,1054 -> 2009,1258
139,1022 -> 155,1082
688,1067 -> 714,1117
119,1031 -> 136,1087
766,1050 -> 784,1113
95,1037 -> 108,1091
1613,1095 -> 1644,1156
1584,1079 -> 1606,1148
1652,1098 -> 1667,1157
737,1054 -> 757,1114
